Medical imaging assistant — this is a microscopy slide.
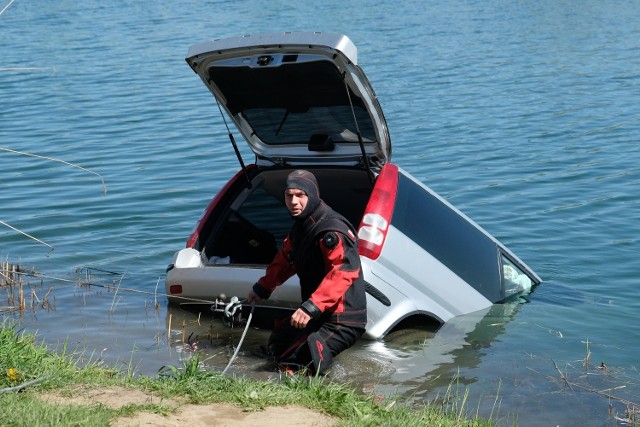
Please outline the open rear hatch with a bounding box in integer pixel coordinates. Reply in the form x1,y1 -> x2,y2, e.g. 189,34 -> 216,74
186,32 -> 391,168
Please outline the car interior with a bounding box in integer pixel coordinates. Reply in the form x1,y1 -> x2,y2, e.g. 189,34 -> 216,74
202,167 -> 373,265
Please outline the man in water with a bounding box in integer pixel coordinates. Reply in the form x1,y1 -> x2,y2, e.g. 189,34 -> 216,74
247,170 -> 367,374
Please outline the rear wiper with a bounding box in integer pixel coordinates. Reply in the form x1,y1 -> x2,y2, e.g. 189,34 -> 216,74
275,110 -> 289,136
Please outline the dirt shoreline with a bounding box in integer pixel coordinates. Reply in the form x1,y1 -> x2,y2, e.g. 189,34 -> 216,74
40,385 -> 336,426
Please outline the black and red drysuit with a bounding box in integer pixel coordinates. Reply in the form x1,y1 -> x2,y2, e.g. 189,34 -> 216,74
251,170 -> 367,374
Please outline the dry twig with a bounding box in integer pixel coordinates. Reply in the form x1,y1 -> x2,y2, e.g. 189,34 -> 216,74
551,359 -> 574,391
0,220 -> 54,254
0,147 -> 107,194
0,0 -> 16,17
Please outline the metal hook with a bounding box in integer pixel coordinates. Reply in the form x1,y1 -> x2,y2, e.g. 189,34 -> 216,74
224,296 -> 242,318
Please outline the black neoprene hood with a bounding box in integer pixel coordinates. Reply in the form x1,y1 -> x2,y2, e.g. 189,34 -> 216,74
286,169 -> 321,217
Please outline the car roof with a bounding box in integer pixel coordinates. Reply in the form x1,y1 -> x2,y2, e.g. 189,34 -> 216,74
186,32 -> 390,166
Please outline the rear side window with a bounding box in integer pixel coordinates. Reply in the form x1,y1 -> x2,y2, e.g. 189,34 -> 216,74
392,174 -> 502,301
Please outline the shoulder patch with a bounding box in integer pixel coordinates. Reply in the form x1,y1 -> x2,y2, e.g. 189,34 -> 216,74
322,232 -> 339,249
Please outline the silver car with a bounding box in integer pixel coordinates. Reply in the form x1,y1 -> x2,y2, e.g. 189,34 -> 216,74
165,32 -> 541,339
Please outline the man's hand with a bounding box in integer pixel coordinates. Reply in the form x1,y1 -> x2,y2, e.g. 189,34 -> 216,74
246,290 -> 263,304
290,308 -> 311,329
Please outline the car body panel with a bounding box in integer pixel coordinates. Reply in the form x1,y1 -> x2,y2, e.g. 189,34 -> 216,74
166,32 -> 542,340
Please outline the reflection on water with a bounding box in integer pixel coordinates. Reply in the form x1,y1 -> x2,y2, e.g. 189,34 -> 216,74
352,301 -> 525,400
160,290 -> 640,426
0,273 -> 543,385
162,297 -> 528,389
165,303 -> 274,375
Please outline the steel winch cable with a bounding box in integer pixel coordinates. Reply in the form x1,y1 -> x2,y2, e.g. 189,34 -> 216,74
222,300 -> 255,375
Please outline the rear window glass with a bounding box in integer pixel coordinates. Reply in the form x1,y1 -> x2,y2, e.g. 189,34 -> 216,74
392,174 -> 502,301
209,61 -> 377,145
244,106 -> 375,145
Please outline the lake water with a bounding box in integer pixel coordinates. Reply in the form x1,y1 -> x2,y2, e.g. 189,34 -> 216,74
2,1 -> 639,425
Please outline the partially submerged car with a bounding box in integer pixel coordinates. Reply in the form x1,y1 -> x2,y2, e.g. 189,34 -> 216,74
166,32 -> 541,339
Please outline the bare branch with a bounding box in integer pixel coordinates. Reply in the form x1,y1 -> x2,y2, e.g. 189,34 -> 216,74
0,0 -> 16,17
0,219 -> 54,255
551,359 -> 574,391
0,147 -> 107,194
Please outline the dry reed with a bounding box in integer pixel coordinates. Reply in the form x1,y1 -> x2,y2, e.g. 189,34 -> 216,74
1,259 -> 57,313
548,345 -> 640,426
1,258 -> 25,311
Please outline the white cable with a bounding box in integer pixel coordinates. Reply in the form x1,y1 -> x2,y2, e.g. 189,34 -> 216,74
222,301 -> 255,375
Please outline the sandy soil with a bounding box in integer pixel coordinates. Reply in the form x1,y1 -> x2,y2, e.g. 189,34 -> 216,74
40,385 -> 336,426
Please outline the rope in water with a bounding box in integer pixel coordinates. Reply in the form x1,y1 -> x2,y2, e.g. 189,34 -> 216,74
222,300 -> 255,375
7,270 -> 220,305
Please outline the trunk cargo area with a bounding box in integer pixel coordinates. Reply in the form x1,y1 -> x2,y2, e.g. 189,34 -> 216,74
197,167 -> 374,265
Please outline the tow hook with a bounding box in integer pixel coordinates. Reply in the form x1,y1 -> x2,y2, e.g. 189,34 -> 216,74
211,295 -> 244,327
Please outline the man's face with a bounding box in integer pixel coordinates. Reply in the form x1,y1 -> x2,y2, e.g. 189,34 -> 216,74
284,188 -> 308,216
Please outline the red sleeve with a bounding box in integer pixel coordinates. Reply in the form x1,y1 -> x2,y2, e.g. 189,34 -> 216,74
309,233 -> 360,313
256,235 -> 296,294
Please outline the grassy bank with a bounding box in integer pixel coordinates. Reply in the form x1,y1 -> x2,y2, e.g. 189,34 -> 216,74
0,323 -> 494,426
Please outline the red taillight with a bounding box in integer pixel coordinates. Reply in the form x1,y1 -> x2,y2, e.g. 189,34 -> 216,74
169,285 -> 183,295
358,163 -> 398,260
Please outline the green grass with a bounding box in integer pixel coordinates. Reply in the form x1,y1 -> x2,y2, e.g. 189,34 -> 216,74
0,322 -> 496,427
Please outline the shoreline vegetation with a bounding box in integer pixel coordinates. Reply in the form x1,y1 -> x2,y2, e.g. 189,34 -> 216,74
1,260 -> 494,427
0,323 -> 494,427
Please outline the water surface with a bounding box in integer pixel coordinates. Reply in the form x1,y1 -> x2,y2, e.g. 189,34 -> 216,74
2,1 -> 639,425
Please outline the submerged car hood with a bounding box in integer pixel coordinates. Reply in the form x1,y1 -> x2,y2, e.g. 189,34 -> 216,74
186,32 -> 390,166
